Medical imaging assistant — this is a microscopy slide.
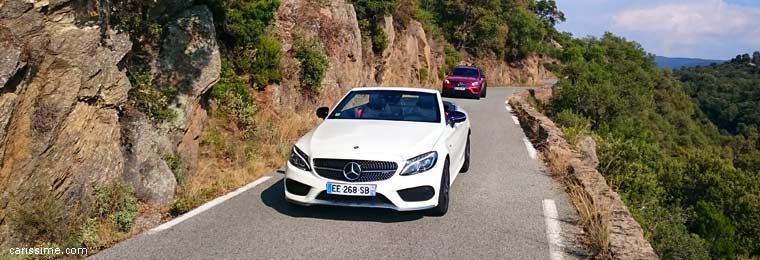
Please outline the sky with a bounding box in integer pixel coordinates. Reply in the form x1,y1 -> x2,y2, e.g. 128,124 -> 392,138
555,0 -> 760,60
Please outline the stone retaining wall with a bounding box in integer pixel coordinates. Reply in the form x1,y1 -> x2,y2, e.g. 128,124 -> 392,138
509,91 -> 658,260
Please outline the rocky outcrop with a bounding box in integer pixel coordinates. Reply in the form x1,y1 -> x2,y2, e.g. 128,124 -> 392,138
510,90 -> 658,260
121,107 -> 175,205
273,0 -> 374,108
158,5 -> 219,178
477,55 -> 554,86
159,5 -> 220,129
0,0 -> 132,243
377,16 -> 444,87
0,26 -> 25,89
0,0 -> 219,244
578,136 -> 599,168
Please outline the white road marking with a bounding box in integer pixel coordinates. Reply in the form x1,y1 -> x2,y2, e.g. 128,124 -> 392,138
148,175 -> 273,234
511,115 -> 520,125
543,199 -> 565,260
505,103 -> 518,124
523,137 -> 537,159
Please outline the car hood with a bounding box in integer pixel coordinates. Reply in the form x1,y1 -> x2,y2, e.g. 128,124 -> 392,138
446,75 -> 478,82
299,119 -> 444,160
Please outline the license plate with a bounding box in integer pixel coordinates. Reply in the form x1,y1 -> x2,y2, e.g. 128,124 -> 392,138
454,87 -> 466,91
326,183 -> 376,196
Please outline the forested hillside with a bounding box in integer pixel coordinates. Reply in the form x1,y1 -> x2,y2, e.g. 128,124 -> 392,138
676,53 -> 760,173
676,52 -> 760,134
546,33 -> 760,259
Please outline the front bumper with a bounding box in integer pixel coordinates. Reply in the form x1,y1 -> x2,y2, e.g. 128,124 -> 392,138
442,84 -> 481,97
284,161 -> 443,211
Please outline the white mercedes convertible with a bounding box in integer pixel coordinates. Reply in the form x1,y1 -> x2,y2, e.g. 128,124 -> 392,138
284,87 -> 471,216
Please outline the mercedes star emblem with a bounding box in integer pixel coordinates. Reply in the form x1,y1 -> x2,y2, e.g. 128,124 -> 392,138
343,162 -> 362,181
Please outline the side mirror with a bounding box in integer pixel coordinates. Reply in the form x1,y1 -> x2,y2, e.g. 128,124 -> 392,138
449,111 -> 467,125
316,107 -> 329,119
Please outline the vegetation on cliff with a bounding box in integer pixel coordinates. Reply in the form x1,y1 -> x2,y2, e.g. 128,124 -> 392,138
352,0 -> 563,62
546,33 -> 760,259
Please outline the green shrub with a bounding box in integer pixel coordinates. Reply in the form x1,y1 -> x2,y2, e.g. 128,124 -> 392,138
169,198 -> 191,217
94,182 -> 139,232
370,28 -> 389,54
211,59 -> 257,131
351,0 -> 396,54
164,153 -> 184,184
9,187 -> 67,244
418,67 -> 429,83
443,43 -> 461,73
205,0 -> 281,48
202,0 -> 283,88
127,69 -> 178,123
294,39 -> 330,94
554,109 -> 591,144
77,218 -> 100,249
251,35 -> 284,88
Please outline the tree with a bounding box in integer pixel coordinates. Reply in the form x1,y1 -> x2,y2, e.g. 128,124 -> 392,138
753,51 -> 760,64
531,0 -> 565,26
506,8 -> 546,60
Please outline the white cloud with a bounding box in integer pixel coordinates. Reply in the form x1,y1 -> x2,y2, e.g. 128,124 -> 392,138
610,0 -> 760,57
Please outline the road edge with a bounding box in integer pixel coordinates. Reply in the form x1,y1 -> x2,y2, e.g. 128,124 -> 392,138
509,90 -> 659,260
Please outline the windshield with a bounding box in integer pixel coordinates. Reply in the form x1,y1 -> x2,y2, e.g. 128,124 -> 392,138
329,90 -> 441,123
450,67 -> 479,77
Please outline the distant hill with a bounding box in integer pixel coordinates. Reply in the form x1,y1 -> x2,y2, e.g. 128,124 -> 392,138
655,56 -> 724,69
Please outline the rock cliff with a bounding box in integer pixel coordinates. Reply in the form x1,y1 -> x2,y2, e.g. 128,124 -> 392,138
270,0 -> 552,112
0,0 -> 218,245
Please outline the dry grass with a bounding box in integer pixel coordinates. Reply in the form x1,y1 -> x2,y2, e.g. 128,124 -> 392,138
170,98 -> 318,216
567,183 -> 610,258
543,144 -> 611,259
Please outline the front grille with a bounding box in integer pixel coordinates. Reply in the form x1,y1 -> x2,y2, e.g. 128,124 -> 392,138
316,192 -> 393,205
312,159 -> 398,182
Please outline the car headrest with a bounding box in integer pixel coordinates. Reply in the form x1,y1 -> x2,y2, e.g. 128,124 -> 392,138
417,95 -> 436,109
368,94 -> 386,109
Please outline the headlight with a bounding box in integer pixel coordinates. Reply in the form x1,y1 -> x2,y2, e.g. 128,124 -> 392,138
400,151 -> 438,176
444,79 -> 450,84
471,81 -> 479,86
289,146 -> 311,171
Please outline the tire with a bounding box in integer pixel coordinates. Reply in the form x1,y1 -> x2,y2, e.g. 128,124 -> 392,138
428,158 -> 450,216
460,135 -> 470,173
481,85 -> 487,98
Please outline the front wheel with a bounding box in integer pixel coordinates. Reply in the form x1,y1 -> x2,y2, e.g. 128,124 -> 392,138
428,158 -> 450,216
480,85 -> 487,98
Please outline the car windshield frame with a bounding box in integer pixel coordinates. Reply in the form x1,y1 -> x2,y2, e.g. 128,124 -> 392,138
328,90 -> 442,123
450,67 -> 480,78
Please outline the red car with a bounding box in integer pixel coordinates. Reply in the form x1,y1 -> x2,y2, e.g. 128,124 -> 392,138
442,66 -> 487,99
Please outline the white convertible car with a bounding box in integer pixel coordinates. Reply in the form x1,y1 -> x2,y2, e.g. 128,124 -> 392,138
284,87 -> 471,216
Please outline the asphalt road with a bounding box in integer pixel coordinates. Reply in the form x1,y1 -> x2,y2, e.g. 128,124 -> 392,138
91,87 -> 583,260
